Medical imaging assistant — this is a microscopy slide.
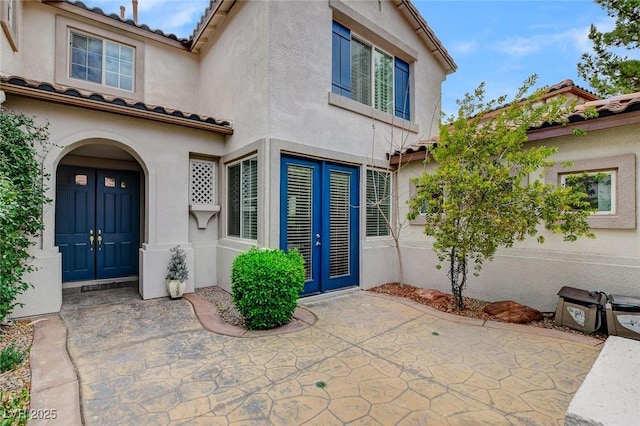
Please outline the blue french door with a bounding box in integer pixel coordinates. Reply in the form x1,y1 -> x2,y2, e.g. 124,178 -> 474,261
55,166 -> 140,282
280,157 -> 359,295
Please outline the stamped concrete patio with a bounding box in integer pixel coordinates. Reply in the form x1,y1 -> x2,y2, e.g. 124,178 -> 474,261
30,287 -> 602,425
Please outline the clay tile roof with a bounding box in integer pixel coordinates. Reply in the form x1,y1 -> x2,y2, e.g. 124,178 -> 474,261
392,83 -> 639,159
392,135 -> 438,157
0,75 -> 233,134
572,92 -> 640,117
191,0 -> 217,40
56,0 -> 191,45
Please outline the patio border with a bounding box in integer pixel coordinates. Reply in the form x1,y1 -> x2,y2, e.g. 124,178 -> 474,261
184,293 -> 317,337
364,291 -> 604,347
28,314 -> 82,425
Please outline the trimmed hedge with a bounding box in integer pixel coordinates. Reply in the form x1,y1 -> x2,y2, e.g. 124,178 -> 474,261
231,248 -> 305,330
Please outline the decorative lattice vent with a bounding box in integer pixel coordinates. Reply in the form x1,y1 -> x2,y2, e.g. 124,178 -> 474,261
190,159 -> 215,205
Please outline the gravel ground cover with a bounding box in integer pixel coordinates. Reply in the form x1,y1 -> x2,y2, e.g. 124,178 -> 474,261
368,282 -> 607,340
1,319 -> 33,418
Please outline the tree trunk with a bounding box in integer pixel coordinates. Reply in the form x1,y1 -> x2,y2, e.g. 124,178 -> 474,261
396,239 -> 405,286
449,248 -> 467,310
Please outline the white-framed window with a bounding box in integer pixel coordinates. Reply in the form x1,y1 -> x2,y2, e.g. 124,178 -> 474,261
1,0 -> 18,51
332,21 -> 411,120
366,169 -> 391,237
55,17 -> 145,100
228,157 -> 258,239
409,181 -> 445,226
561,170 -> 616,215
69,31 -> 134,91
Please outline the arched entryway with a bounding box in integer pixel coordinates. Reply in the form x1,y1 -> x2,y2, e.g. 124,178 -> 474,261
55,141 -> 145,285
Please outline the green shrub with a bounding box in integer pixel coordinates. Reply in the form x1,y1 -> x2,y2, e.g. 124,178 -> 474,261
231,248 -> 305,330
0,108 -> 51,321
0,344 -> 25,373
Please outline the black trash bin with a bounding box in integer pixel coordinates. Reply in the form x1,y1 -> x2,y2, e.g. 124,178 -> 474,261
606,294 -> 640,341
554,286 -> 604,333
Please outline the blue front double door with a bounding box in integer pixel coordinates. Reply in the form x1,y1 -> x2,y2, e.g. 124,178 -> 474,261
55,166 -> 140,282
280,156 -> 359,295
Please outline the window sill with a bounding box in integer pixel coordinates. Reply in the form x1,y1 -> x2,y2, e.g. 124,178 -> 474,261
55,16 -> 145,102
328,92 -> 419,134
1,20 -> 17,52
409,215 -> 427,226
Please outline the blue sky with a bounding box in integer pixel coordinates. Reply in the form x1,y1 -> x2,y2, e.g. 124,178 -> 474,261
82,0 -> 612,116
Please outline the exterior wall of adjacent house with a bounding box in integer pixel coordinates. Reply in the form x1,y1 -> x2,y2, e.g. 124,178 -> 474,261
195,0 -> 448,291
397,122 -> 640,311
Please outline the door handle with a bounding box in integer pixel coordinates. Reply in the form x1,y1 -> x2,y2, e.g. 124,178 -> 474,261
315,241 -> 321,246
97,229 -> 102,251
89,230 -> 94,251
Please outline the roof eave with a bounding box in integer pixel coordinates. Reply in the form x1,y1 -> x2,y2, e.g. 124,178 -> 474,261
1,83 -> 233,135
527,110 -> 640,141
190,0 -> 237,53
42,0 -> 190,50
394,0 -> 457,74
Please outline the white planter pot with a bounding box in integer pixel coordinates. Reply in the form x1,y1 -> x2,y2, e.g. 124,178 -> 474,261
166,279 -> 186,299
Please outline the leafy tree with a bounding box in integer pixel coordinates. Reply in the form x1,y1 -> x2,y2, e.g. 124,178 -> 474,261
408,76 -> 595,310
0,108 -> 51,321
578,0 -> 640,96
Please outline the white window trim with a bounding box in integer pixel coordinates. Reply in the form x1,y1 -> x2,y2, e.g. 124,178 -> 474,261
349,33 -> 401,116
55,16 -> 145,101
1,0 -> 18,51
561,170 -> 616,215
366,168 -> 392,238
546,154 -> 636,229
69,31 -> 136,92
227,156 -> 258,241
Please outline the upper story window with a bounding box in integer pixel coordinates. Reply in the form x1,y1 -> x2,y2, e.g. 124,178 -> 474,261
332,21 -> 410,120
1,0 -> 18,51
70,32 -> 134,91
55,16 -> 145,101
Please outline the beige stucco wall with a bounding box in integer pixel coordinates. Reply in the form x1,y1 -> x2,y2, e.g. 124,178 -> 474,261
5,95 -> 226,317
6,0 -> 455,316
2,1 -> 200,112
198,0 -> 448,290
196,0 -> 270,152
396,123 -> 640,311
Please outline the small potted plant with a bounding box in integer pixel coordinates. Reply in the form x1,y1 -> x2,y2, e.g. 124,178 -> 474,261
166,245 -> 188,299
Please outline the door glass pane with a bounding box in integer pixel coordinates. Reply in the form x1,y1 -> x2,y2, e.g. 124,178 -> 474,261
286,165 -> 313,281
329,171 -> 350,277
75,174 -> 87,186
104,177 -> 116,187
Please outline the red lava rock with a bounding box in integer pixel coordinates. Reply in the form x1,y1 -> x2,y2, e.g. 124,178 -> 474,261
415,289 -> 450,304
483,300 -> 544,324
